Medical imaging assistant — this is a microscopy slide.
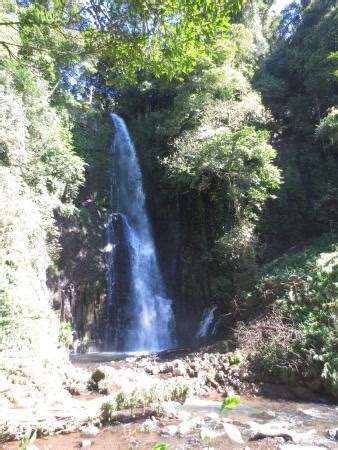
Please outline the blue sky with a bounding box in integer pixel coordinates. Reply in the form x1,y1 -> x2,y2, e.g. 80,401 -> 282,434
271,0 -> 293,14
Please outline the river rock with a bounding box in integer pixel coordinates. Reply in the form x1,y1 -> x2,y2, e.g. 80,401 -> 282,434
80,424 -> 99,438
223,423 -> 244,444
80,440 -> 92,448
161,425 -> 178,436
249,423 -> 294,442
327,428 -> 338,440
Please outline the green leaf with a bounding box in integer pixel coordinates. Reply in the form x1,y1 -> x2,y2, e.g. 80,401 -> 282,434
152,444 -> 169,450
220,395 -> 240,411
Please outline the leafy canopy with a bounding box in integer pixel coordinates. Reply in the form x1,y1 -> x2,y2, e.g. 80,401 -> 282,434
1,0 -> 247,80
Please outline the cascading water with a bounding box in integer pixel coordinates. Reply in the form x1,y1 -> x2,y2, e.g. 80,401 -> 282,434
104,113 -> 175,351
196,306 -> 217,339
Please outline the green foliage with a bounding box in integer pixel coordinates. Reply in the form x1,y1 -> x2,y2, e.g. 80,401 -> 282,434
220,395 -> 240,411
228,353 -> 242,365
257,0 -> 338,250
114,380 -> 190,413
100,400 -> 117,424
152,444 -> 169,450
165,127 -> 280,222
316,107 -> 338,150
237,237 -> 338,396
1,0 -> 247,82
0,1 -> 85,370
58,321 -> 73,348
19,430 -> 37,450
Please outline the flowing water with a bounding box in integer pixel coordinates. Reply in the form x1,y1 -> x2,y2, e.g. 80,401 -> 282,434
196,305 -> 217,339
103,114 -> 175,352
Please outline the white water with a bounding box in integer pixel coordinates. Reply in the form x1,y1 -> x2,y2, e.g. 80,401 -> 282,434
104,114 -> 175,351
196,305 -> 217,338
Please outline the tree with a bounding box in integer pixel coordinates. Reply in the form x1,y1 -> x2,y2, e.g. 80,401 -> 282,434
1,0 -> 247,81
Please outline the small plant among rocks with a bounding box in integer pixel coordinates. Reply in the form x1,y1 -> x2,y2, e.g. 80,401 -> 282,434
220,394 -> 240,411
152,444 -> 169,450
100,400 -> 117,424
19,430 -> 37,449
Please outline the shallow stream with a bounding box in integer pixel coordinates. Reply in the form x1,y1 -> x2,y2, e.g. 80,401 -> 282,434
1,352 -> 337,449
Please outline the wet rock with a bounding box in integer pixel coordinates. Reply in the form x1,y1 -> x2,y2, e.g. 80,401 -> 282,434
327,428 -> 338,440
255,410 -> 277,420
80,440 -> 92,448
223,422 -> 244,444
249,423 -> 294,442
80,424 -> 99,438
161,425 -> 178,436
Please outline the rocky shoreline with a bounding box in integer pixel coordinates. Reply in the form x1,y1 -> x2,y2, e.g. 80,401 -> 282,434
0,347 -> 337,449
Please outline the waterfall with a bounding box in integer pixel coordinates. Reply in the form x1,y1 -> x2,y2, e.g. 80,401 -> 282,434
196,306 -> 217,339
104,113 -> 175,351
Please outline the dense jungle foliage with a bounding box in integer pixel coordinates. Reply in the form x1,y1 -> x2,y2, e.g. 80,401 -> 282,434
0,0 -> 337,396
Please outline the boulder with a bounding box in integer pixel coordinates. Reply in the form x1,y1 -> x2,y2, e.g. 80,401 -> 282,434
327,428 -> 338,440
161,425 -> 178,436
249,423 -> 294,442
80,424 -> 99,438
223,423 -> 244,444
